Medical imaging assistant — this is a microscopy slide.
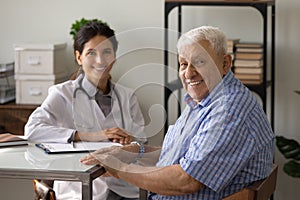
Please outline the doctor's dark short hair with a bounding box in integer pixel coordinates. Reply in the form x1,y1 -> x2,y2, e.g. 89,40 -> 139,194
73,21 -> 119,55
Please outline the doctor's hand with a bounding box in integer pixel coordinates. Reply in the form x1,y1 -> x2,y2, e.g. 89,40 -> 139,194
102,127 -> 133,145
75,128 -> 133,145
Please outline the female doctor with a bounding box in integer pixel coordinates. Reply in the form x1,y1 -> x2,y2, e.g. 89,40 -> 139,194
25,21 -> 145,200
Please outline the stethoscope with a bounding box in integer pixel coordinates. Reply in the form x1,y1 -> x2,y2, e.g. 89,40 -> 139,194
72,74 -> 125,131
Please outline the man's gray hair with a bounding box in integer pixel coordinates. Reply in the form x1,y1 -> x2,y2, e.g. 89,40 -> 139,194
177,26 -> 227,55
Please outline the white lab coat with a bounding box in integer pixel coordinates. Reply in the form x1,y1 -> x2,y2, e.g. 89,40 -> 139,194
25,74 -> 145,199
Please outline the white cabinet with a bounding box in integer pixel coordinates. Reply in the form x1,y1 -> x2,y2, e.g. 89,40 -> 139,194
14,43 -> 69,104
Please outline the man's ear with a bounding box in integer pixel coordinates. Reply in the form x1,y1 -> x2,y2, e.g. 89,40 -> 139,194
75,50 -> 82,65
223,54 -> 232,74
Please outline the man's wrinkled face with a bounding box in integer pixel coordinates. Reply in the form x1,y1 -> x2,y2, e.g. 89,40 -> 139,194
178,40 -> 228,102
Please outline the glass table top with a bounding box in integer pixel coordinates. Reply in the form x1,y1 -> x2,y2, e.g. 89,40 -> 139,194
0,143 -> 94,172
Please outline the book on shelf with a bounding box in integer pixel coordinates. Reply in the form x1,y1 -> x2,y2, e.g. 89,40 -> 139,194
236,47 -> 263,53
227,38 -> 240,53
0,133 -> 28,147
235,43 -> 263,48
234,59 -> 263,67
235,52 -> 263,60
234,73 -> 262,81
240,79 -> 263,85
227,38 -> 240,47
234,67 -> 263,74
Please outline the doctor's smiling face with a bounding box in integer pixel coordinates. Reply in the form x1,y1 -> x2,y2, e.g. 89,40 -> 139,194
73,21 -> 118,91
75,35 -> 115,87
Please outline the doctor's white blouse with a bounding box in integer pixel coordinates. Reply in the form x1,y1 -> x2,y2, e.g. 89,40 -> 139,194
24,74 -> 146,200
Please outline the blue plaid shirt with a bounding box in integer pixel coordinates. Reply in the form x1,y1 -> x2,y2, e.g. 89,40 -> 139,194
149,71 -> 274,200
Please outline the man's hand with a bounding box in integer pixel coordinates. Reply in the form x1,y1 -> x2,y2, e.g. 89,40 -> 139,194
80,145 -> 120,165
80,152 -> 129,178
80,144 -> 138,165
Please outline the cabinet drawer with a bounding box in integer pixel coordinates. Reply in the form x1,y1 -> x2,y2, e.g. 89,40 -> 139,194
15,74 -> 68,104
14,43 -> 67,75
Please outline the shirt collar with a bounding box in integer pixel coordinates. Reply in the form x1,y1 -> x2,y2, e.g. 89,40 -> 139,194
184,94 -> 199,109
80,74 -> 114,98
81,74 -> 98,97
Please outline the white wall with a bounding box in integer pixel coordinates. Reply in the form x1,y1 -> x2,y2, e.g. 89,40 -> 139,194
0,0 -> 300,199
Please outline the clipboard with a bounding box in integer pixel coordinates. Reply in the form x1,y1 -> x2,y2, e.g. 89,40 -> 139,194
35,141 -> 122,154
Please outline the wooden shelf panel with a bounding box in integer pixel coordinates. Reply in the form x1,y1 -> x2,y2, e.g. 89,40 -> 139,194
0,101 -> 38,135
165,0 -> 275,5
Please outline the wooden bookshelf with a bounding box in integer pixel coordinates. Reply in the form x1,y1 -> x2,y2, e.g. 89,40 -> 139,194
164,0 -> 275,131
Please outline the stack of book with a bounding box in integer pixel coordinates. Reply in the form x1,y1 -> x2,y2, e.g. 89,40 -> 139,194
233,43 -> 263,84
227,38 -> 240,61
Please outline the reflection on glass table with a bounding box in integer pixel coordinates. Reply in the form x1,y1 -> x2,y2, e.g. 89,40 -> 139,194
0,143 -> 104,200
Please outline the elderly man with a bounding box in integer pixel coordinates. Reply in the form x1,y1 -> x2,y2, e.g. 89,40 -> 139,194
80,26 -> 274,199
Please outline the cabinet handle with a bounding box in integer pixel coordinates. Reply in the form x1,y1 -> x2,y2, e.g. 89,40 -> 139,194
29,89 -> 42,96
27,56 -> 41,65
